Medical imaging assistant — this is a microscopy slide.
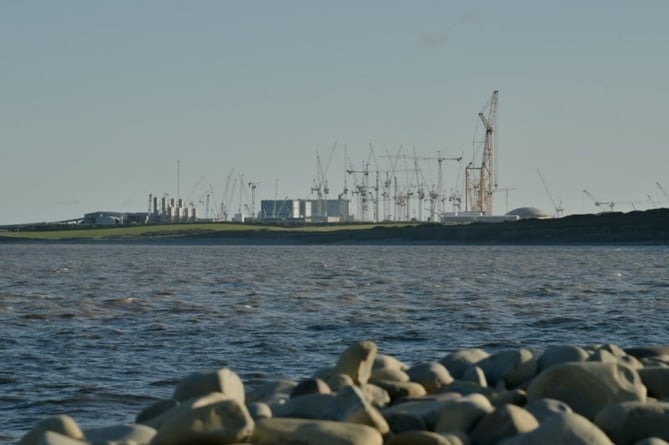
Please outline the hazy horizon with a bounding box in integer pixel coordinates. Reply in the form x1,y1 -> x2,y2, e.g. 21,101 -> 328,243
2,1 -> 668,225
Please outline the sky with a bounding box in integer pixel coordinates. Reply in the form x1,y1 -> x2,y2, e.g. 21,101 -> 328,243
2,1 -> 669,225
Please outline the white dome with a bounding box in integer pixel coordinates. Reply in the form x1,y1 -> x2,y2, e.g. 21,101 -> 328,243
506,207 -> 551,219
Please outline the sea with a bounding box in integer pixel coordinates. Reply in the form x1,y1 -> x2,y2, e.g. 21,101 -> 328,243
1,243 -> 668,441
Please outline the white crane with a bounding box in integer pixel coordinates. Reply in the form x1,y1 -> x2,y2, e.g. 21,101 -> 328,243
347,158 -> 372,222
421,151 -> 462,215
380,145 -> 404,221
311,141 -> 337,221
583,190 -> 615,212
657,182 -> 669,204
247,181 -> 262,219
219,169 -> 235,221
537,169 -> 564,217
186,176 -> 205,207
496,187 -> 515,214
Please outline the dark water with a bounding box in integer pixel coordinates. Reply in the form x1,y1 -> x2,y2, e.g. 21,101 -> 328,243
1,244 -> 668,440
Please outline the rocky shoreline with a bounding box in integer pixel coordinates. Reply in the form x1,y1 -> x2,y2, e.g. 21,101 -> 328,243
19,341 -> 669,445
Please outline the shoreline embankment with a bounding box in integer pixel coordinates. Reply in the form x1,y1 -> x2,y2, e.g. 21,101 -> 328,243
2,208 -> 669,245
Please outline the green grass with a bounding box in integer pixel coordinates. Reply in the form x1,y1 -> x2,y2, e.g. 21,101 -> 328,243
0,222 -> 412,240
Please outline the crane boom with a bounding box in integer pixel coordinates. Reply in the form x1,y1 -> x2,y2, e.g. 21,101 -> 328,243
537,169 -> 563,217
657,181 -> 669,202
583,189 -> 615,212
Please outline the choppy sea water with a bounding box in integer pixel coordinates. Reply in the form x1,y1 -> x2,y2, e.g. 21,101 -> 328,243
1,243 -> 668,441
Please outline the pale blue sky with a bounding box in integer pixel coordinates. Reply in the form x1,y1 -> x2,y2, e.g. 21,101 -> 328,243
2,1 -> 668,224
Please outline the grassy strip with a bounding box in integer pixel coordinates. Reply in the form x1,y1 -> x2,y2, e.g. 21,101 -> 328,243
0,222 -> 407,240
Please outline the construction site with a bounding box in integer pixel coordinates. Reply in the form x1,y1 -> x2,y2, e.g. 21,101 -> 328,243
43,90 -> 668,228
139,91 -> 517,225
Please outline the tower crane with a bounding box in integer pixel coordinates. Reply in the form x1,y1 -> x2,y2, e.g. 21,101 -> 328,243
537,169 -> 564,217
421,151 -> 462,215
583,190 -> 615,212
346,159 -> 371,222
220,169 -> 235,221
247,181 -> 262,219
380,145 -> 404,221
412,148 -> 425,221
311,141 -> 338,220
496,187 -> 515,214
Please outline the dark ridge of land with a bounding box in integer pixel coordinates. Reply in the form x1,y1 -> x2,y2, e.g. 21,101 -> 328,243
2,208 -> 668,245
183,208 -> 669,245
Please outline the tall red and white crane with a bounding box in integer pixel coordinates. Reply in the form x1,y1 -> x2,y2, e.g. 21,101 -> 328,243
466,90 -> 499,214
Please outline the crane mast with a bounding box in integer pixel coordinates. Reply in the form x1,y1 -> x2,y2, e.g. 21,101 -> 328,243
466,90 -> 498,214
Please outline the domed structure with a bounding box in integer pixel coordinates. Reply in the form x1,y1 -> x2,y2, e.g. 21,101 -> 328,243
506,207 -> 551,219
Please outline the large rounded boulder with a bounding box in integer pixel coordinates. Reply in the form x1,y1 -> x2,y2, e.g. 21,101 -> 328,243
150,397 -> 254,445
476,348 -> 537,388
172,368 -> 245,404
406,362 -> 454,393
469,403 -> 539,445
537,345 -> 589,372
439,348 -> 489,379
527,361 -> 646,420
501,412 -> 613,445
252,417 -> 383,445
18,415 -> 84,445
595,401 -> 669,444
334,340 -> 378,386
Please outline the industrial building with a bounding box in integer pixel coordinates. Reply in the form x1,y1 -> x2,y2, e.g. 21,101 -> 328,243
82,211 -> 148,226
146,194 -> 198,223
259,198 -> 350,223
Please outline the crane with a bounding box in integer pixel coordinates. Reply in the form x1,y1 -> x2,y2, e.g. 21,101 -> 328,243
247,181 -> 262,219
347,158 -> 372,222
380,145 -> 404,221
466,90 -> 499,214
537,169 -> 564,217
412,148 -> 425,221
647,194 -> 657,208
583,190 -> 615,212
421,151 -> 462,215
657,182 -> 669,203
311,141 -> 338,221
186,175 -> 205,208
496,187 -> 515,214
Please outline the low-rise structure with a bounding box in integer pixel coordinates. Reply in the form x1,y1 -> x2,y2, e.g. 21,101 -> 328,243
259,198 -> 350,223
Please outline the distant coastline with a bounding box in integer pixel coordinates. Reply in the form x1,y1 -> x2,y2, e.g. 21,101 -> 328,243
1,208 -> 668,245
